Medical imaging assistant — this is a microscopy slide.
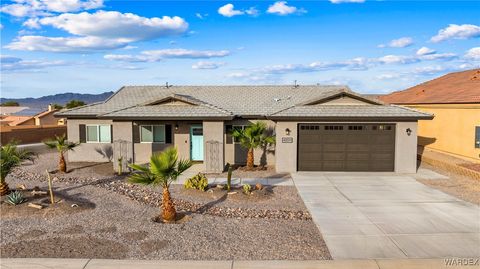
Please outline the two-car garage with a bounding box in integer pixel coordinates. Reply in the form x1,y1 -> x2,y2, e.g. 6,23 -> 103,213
297,123 -> 396,172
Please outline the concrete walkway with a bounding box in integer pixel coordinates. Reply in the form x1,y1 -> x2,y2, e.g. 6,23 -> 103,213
175,164 -> 294,186
292,169 -> 480,260
2,258 -> 479,269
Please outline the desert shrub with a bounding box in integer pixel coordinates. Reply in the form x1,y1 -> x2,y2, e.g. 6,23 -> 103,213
6,191 -> 26,205
184,173 -> 208,191
242,184 -> 251,195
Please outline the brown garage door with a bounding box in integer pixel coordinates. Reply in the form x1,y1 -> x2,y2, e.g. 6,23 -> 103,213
298,123 -> 395,171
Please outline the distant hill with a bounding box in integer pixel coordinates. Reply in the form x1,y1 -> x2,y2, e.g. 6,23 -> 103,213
0,92 -> 113,115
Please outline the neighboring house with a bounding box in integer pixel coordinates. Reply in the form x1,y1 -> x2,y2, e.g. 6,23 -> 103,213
34,104 -> 65,125
55,85 -> 432,173
380,69 -> 480,163
0,104 -> 65,127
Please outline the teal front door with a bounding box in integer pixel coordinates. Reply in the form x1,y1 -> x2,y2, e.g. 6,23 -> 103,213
190,126 -> 204,161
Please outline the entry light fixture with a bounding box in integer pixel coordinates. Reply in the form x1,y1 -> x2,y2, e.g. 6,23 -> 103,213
285,128 -> 291,136
406,128 -> 412,136
175,124 -> 179,131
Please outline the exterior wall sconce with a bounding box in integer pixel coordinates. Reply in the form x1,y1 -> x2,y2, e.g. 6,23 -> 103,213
285,128 -> 291,136
406,128 -> 412,136
175,124 -> 179,131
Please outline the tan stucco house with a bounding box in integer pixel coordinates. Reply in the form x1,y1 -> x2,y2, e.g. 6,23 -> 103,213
55,85 -> 432,173
381,69 -> 480,163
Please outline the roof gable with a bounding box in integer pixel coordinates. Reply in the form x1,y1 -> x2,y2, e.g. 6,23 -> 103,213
299,91 -> 382,106
142,94 -> 201,106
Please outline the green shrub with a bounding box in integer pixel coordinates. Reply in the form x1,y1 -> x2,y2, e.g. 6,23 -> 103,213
184,173 -> 208,191
6,191 -> 26,205
242,184 -> 251,195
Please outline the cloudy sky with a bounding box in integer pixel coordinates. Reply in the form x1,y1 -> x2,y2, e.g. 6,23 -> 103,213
1,0 -> 479,98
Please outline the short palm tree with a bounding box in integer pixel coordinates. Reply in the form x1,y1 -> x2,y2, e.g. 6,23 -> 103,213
128,147 -> 192,222
44,134 -> 79,173
232,122 -> 276,170
0,143 -> 35,195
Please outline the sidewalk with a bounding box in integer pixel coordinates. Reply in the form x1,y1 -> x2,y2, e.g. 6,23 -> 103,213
1,258 -> 479,269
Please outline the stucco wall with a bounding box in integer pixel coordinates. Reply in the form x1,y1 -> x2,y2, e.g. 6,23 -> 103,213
408,104 -> 480,163
36,112 -> 58,125
67,118 -> 113,162
224,119 -> 276,166
394,121 -> 418,173
275,121 -> 419,173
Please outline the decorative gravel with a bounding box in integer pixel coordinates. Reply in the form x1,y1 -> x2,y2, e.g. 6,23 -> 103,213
0,153 -> 331,260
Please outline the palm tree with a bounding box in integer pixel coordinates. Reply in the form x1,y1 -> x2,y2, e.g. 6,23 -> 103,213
128,147 -> 192,222
43,134 -> 79,173
0,143 -> 35,195
232,122 -> 276,170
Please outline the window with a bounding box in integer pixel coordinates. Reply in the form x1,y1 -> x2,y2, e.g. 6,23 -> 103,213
86,125 -> 111,143
140,125 -> 165,143
476,126 -> 480,148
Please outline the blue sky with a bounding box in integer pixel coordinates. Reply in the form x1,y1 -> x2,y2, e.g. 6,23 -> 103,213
1,0 -> 479,98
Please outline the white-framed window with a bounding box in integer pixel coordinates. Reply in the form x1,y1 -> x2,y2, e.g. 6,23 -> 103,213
140,125 -> 166,143
86,124 -> 111,143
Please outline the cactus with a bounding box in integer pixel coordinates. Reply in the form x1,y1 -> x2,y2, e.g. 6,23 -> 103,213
117,156 -> 123,175
242,184 -> 251,195
227,164 -> 233,191
5,191 -> 26,205
184,173 -> 208,191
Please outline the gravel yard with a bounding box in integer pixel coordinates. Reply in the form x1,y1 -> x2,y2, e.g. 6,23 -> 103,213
417,163 -> 480,205
0,152 -> 331,260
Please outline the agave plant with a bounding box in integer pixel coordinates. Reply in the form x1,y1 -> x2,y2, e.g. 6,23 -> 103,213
231,122 -> 276,170
5,191 -> 26,205
0,143 -> 35,196
44,134 -> 79,173
128,147 -> 192,222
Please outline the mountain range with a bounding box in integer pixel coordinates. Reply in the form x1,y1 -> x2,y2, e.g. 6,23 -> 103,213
0,92 -> 113,115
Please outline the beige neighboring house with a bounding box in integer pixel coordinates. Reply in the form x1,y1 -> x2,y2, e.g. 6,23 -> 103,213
55,85 -> 432,173
0,104 -> 65,127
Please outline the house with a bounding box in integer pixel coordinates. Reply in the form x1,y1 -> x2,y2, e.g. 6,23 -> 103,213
34,104 -> 65,126
55,85 -> 432,173
0,104 -> 65,127
380,69 -> 480,163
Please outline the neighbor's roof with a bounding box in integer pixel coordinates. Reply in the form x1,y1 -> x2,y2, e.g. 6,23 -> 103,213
56,85 -> 432,120
380,69 -> 480,104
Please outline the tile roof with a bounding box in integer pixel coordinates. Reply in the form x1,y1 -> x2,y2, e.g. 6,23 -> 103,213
56,85 -> 431,120
380,69 -> 480,104
269,105 -> 433,119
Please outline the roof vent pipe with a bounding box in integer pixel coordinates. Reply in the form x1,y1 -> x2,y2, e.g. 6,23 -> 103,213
293,80 -> 299,88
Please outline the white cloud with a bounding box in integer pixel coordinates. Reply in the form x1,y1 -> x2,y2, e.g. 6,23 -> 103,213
416,46 -> 436,56
195,13 -> 208,19
38,11 -> 188,42
418,52 -> 456,61
0,0 -> 103,17
245,7 -> 259,16
1,54 -> 68,71
22,17 -> 40,29
376,74 -> 401,80
218,4 -> 244,17
465,47 -> 480,60
377,55 -> 418,64
329,0 -> 365,3
267,1 -> 305,16
104,49 -> 230,62
411,65 -> 447,75
6,11 -> 189,52
192,61 -> 226,69
378,37 -> 413,48
5,35 -> 128,52
431,24 -> 480,43
0,23 -> 3,30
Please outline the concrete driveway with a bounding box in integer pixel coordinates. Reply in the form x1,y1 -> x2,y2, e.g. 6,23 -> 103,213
292,169 -> 480,259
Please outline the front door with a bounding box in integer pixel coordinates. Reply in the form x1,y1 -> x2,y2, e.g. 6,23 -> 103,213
190,126 -> 204,161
